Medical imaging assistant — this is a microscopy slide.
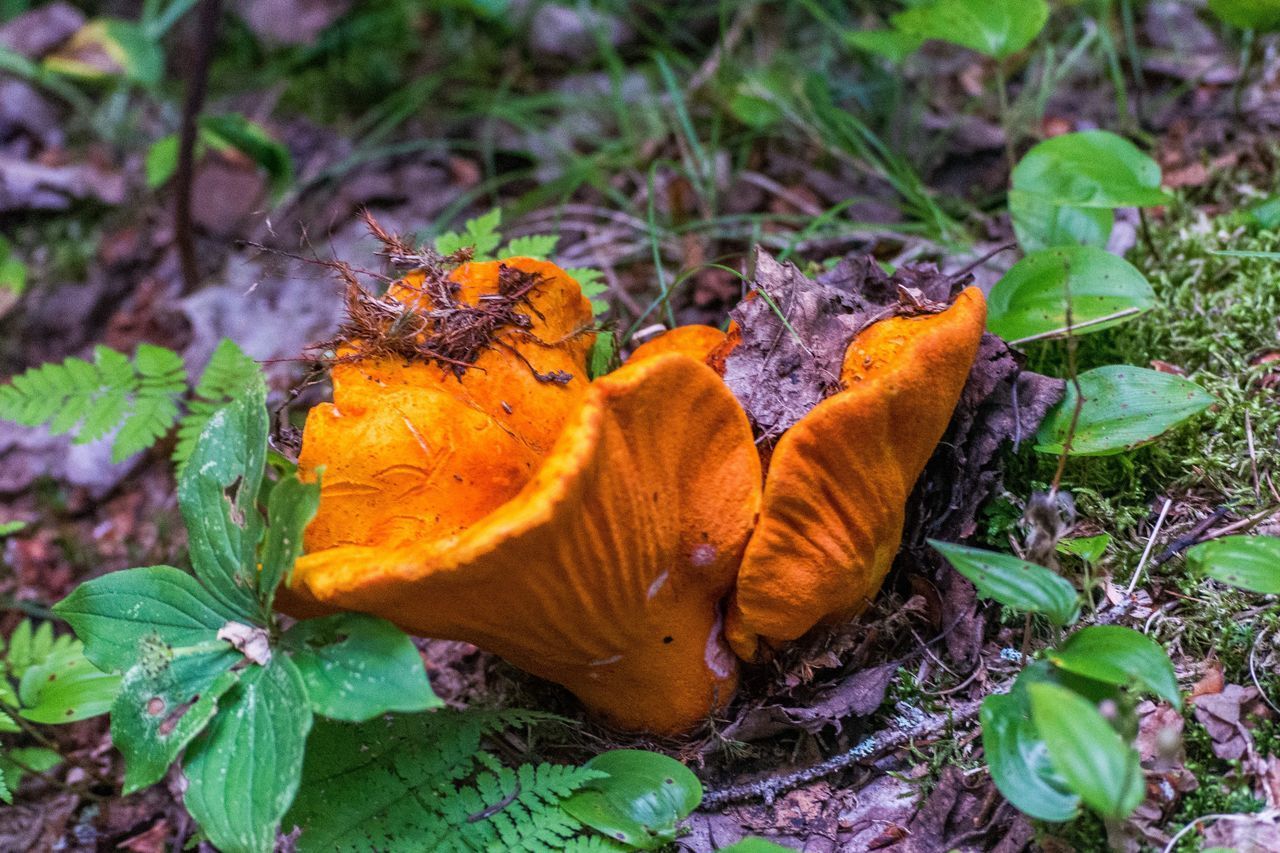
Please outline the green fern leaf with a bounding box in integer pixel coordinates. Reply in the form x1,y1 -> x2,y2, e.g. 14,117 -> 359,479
111,345 -> 187,463
286,710 -> 597,852
0,343 -> 192,462
0,757 -> 10,805
566,268 -> 608,315
502,234 -> 559,260
436,208 -> 503,260
173,339 -> 264,470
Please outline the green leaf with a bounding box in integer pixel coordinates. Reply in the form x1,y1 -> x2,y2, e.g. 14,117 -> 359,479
1048,626 -> 1181,707
501,234 -> 559,260
1034,366 -> 1215,456
112,650 -> 241,793
1250,197 -> 1280,229
892,0 -> 1049,59
929,540 -> 1080,626
53,565 -> 240,672
44,19 -> 164,87
286,613 -> 441,722
589,332 -> 618,380
184,656 -> 312,853
1009,191 -> 1114,252
716,841 -> 797,853
435,208 -> 502,259
178,384 -> 269,618
981,690 -> 1079,822
113,343 -> 187,463
1209,0 -> 1280,30
200,114 -> 293,198
1187,535 -> 1280,594
0,235 -> 26,296
174,338 -> 264,472
1027,682 -> 1145,821
843,28 -> 925,63
0,746 -> 63,803
987,247 -> 1155,342
1012,130 -> 1171,210
561,750 -> 702,850
145,134 -> 179,188
286,709 -> 568,850
17,639 -> 120,724
1057,534 -> 1111,564
0,520 -> 26,537
569,267 -> 609,316
258,471 -> 321,609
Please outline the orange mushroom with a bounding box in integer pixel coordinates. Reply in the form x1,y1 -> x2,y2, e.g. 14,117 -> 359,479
285,258 -> 761,733
724,288 -> 987,659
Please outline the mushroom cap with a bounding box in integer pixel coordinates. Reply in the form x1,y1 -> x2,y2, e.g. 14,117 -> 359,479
286,351 -> 761,733
628,325 -> 727,364
300,258 -> 594,550
725,287 -> 987,659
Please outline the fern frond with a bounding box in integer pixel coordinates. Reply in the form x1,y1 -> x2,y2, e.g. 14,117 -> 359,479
113,345 -> 186,463
288,710 -> 599,852
436,208 -> 503,259
173,340 -> 263,470
0,344 -> 191,463
567,268 -> 608,316
502,234 -> 559,260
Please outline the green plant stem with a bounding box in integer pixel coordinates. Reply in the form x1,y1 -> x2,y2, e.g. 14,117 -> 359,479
995,59 -> 1016,179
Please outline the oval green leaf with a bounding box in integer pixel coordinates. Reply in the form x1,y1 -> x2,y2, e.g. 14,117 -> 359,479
892,0 -> 1049,59
1035,366 -> 1214,456
1027,683 -> 1145,821
286,613 -> 441,722
1048,626 -> 1181,707
929,540 -> 1080,626
1009,190 -> 1114,252
1209,0 -> 1280,31
981,691 -> 1080,822
561,750 -> 702,850
1012,131 -> 1171,209
1187,535 -> 1280,594
988,246 -> 1155,342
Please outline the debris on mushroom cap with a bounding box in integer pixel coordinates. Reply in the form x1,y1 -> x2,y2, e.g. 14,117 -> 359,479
299,257 -> 594,552
284,352 -> 761,734
719,249 -> 969,442
725,287 -> 988,660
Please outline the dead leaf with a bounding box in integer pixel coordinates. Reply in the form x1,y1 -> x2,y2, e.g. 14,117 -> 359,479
898,333 -> 1065,666
1192,659 -> 1225,698
1202,810 -> 1280,852
233,0 -> 351,46
722,249 -> 961,440
118,820 -> 170,853
1193,683 -> 1269,762
218,622 -> 272,665
0,2 -> 84,59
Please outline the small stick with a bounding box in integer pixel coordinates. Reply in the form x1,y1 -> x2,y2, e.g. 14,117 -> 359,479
1127,497 -> 1172,597
1152,506 -> 1230,567
700,698 -> 983,809
1008,307 -> 1142,346
1246,411 -> 1261,501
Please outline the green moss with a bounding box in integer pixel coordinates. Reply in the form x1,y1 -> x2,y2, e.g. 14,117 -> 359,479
1005,201 -> 1280,543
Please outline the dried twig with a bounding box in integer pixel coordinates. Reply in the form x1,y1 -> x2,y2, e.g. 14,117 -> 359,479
700,698 -> 983,809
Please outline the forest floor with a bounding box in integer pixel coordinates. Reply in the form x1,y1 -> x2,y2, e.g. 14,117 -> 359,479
1,2 -> 1280,851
